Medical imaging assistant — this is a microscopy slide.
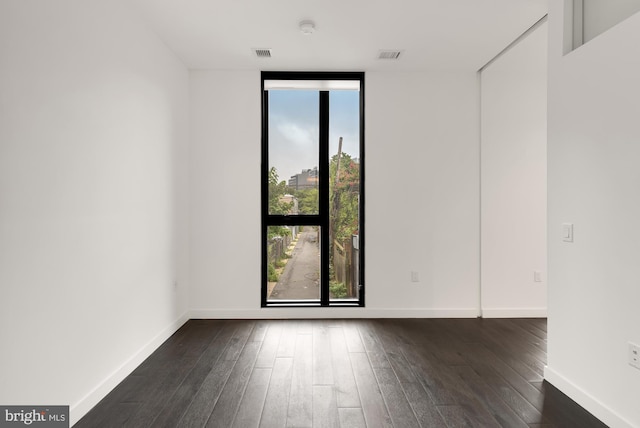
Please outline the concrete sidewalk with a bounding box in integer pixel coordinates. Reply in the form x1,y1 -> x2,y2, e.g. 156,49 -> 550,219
269,229 -> 320,300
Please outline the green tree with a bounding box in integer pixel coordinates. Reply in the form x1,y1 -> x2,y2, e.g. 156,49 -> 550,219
329,152 -> 360,244
295,187 -> 319,215
268,167 -> 293,240
269,167 -> 294,215
266,167 -> 294,283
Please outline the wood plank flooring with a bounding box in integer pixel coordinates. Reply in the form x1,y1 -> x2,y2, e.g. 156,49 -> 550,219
76,319 -> 607,428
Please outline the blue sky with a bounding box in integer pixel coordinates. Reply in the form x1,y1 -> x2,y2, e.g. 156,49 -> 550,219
268,90 -> 360,184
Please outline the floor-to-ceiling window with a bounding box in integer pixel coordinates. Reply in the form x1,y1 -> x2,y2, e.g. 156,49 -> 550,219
261,72 -> 364,307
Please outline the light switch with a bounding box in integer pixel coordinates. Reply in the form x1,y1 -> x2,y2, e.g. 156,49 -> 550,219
562,223 -> 573,242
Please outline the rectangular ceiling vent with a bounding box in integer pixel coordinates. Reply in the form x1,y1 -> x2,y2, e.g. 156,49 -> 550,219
378,50 -> 402,60
253,48 -> 272,58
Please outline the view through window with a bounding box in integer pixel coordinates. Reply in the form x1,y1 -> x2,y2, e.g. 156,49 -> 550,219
261,72 -> 364,307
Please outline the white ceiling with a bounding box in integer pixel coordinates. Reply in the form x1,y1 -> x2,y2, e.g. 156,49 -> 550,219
130,0 -> 548,72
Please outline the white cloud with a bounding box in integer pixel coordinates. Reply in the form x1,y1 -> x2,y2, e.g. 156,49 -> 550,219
269,117 -> 319,182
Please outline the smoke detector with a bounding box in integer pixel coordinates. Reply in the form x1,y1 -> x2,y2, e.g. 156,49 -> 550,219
299,20 -> 316,35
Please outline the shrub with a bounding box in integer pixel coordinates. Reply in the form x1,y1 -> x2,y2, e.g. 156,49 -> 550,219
267,263 -> 279,282
329,281 -> 347,298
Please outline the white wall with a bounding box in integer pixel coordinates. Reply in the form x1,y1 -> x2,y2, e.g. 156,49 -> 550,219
480,22 -> 548,317
189,70 -> 480,318
582,0 -> 640,43
365,72 -> 480,315
189,70 -> 262,313
546,2 -> 640,427
0,1 -> 190,424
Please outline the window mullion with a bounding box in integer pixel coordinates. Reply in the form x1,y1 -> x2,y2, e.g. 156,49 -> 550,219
319,91 -> 330,306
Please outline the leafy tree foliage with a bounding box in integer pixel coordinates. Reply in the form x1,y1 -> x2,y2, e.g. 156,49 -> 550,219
267,167 -> 293,240
295,188 -> 318,215
269,167 -> 294,215
330,152 -> 360,244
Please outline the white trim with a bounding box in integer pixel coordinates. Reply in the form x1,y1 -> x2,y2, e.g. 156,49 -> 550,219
189,308 -> 479,319
544,366 -> 634,428
477,70 -> 484,318
264,80 -> 360,91
480,308 -> 547,318
69,312 -> 190,426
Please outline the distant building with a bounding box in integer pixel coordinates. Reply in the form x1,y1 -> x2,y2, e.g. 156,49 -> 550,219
288,167 -> 318,191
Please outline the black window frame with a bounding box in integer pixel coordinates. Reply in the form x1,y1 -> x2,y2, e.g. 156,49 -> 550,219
261,71 -> 365,308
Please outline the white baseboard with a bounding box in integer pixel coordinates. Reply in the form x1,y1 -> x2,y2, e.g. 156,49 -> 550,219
481,307 -> 547,318
70,312 -> 190,426
189,307 -> 480,319
544,366 -> 634,428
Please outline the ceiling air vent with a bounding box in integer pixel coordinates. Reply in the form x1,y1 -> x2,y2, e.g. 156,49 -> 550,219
378,50 -> 402,60
253,48 -> 272,58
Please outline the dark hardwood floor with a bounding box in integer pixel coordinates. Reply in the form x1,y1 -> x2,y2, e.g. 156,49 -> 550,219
76,318 -> 607,427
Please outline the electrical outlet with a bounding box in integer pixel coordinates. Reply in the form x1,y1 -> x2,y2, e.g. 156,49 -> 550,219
534,271 -> 542,282
629,342 -> 640,370
411,271 -> 419,282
